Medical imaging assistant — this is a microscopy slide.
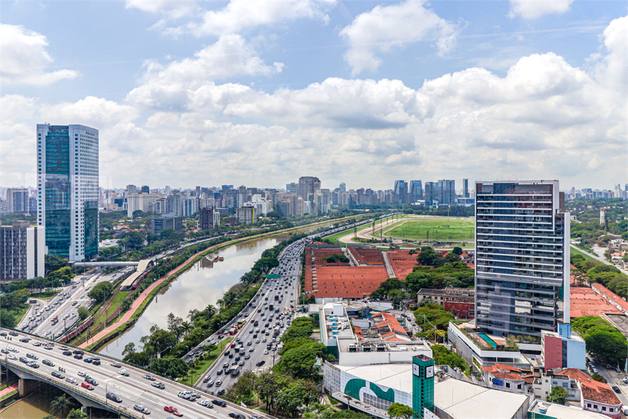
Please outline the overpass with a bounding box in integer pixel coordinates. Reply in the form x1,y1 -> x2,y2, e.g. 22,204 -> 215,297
71,261 -> 139,268
1,328 -> 272,419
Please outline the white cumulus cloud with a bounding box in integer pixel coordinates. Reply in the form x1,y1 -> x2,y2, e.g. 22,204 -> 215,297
164,0 -> 335,37
0,24 -> 79,86
340,0 -> 458,75
127,35 -> 283,109
508,0 -> 574,19
126,0 -> 198,18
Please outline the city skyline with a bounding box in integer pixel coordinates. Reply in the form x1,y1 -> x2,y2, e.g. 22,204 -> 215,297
1,2 -> 626,190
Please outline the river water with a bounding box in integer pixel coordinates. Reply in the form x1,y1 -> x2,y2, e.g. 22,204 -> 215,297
98,234 -> 290,359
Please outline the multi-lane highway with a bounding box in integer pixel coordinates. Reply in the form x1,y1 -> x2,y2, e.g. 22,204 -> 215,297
18,269 -> 132,340
0,329 -> 268,419
192,238 -> 308,392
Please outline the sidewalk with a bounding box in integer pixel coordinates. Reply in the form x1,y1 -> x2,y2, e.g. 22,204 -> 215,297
0,385 -> 18,399
79,249 -> 206,349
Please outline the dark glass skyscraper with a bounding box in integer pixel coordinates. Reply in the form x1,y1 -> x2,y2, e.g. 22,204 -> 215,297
37,124 -> 99,261
474,180 -> 569,338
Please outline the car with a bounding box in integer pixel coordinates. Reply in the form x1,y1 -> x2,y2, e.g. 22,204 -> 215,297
211,400 -> 227,407
229,413 -> 237,418
164,406 -> 176,413
245,354 -> 251,360
152,382 -> 165,389
134,405 -> 150,414
218,389 -> 226,396
28,361 -> 40,369
172,410 -> 183,417
110,362 -> 121,368
7,354 -> 15,360
26,353 -> 38,360
215,380 -> 222,387
65,377 -> 77,385
612,386 -> 621,393
32,342 -> 41,347
118,370 -> 129,376
42,359 -> 54,367
77,371 -> 86,377
74,354 -> 83,360
264,350 -> 269,355
83,357 -> 93,363
73,350 -> 83,355
216,369 -> 223,375
256,360 -> 266,367
249,348 -> 254,352
239,361 -> 245,366
85,376 -> 98,386
92,359 -> 101,366
61,350 -> 72,356
143,374 -> 155,381
81,382 -> 94,390
107,392 -> 122,403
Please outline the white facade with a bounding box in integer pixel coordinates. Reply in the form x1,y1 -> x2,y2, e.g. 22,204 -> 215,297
37,124 -> 99,261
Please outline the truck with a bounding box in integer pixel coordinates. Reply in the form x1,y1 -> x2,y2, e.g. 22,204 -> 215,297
273,326 -> 280,337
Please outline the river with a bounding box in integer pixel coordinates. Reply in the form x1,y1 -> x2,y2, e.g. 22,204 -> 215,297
98,234 -> 291,359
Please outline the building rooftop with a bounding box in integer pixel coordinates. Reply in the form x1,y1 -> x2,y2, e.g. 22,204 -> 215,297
348,246 -> 385,265
570,286 -> 622,318
386,250 -> 418,280
434,377 -> 529,419
591,283 -> 628,313
558,368 -> 622,406
529,401 -> 609,419
306,266 -> 389,299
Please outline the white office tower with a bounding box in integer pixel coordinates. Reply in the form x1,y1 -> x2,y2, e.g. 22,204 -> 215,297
475,180 -> 570,338
37,124 -> 99,261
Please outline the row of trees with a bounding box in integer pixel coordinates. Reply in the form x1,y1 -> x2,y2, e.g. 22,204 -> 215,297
572,254 -> 628,299
572,316 -> 627,366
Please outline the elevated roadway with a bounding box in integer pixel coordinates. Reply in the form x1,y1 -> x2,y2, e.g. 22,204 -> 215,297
1,329 -> 271,419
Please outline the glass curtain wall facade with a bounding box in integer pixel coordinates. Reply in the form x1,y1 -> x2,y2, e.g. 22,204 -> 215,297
37,124 -> 99,261
474,180 -> 569,338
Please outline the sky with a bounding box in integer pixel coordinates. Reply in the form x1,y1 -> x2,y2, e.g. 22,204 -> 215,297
1,0 -> 626,191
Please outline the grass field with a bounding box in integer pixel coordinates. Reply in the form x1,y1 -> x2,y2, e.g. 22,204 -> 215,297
323,214 -> 401,244
570,246 -> 596,262
385,217 -> 474,241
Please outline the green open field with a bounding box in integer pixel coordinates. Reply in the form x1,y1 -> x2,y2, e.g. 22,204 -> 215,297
385,217 -> 474,241
570,246 -> 596,262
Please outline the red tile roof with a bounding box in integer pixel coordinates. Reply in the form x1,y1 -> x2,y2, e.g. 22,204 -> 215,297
305,266 -> 389,299
493,363 -> 522,373
348,246 -> 385,265
386,250 -> 418,280
372,312 -> 407,336
570,286 -> 622,318
558,368 -> 622,406
592,283 -> 628,312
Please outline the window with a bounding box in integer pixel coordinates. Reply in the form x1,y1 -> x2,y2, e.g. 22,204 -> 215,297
602,407 -> 606,412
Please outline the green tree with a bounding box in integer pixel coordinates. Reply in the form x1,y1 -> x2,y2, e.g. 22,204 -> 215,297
88,281 -> 113,303
150,356 -> 188,379
120,231 -> 145,250
592,373 -> 607,383
275,381 -> 318,418
232,371 -> 257,400
77,306 -> 89,321
256,371 -> 282,412
45,254 -> 68,275
50,394 -> 74,418
276,342 -> 326,379
0,309 -> 16,328
445,252 -> 461,263
388,403 -> 415,419
547,386 -> 568,404
585,329 -> 627,365
66,408 -> 88,418
452,247 -> 463,255
431,345 -> 469,374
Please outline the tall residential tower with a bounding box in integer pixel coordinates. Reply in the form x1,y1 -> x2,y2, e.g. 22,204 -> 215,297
474,180 -> 569,337
37,124 -> 99,261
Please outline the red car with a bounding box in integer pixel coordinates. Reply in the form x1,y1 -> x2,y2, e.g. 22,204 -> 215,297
164,406 -> 183,416
81,382 -> 94,390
